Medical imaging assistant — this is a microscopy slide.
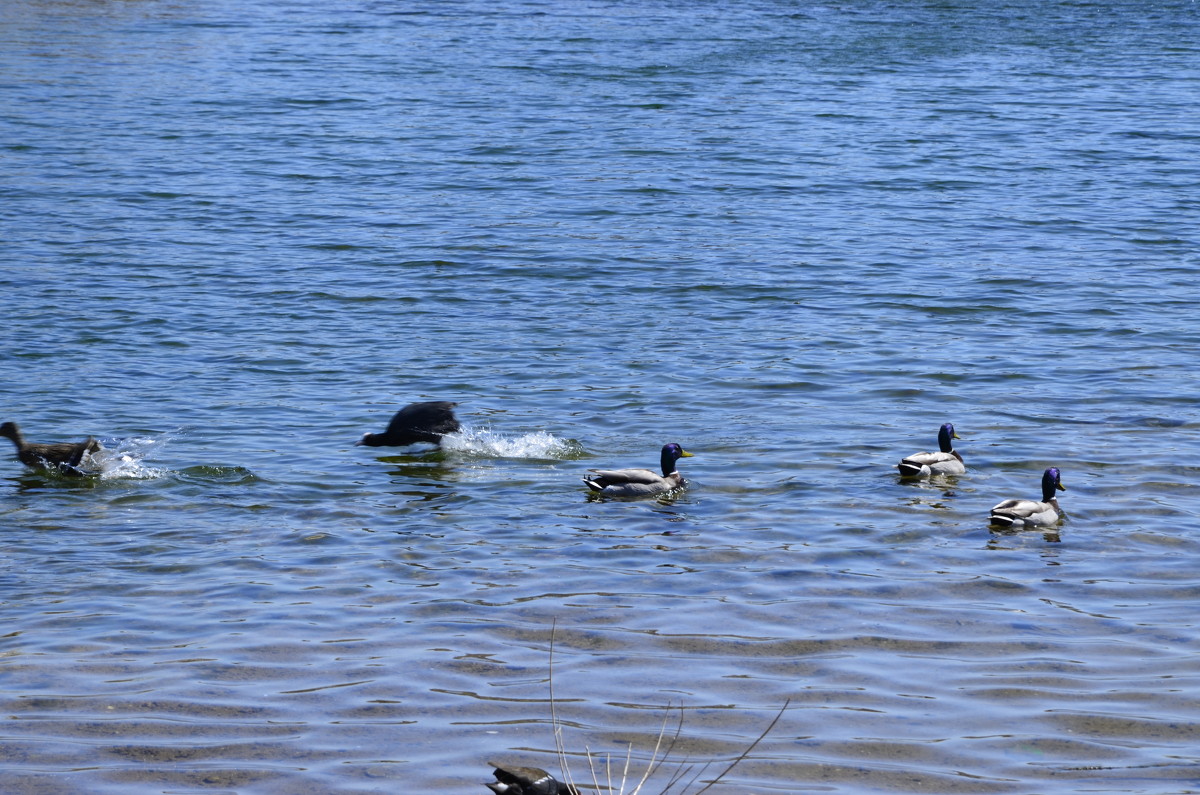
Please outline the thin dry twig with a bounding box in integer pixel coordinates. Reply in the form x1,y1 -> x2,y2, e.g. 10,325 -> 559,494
689,699 -> 790,794
548,620 -> 581,795
545,621 -> 790,794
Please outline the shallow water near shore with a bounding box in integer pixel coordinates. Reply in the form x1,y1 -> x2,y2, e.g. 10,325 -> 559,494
3,1 -> 1200,792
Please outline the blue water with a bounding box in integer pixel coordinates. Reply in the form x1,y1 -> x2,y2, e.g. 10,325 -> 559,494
3,1 -> 1200,792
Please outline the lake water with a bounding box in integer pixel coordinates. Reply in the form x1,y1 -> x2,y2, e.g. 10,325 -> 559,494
2,1 -> 1199,792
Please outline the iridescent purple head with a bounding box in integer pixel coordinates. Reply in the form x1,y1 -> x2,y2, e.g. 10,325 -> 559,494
937,423 -> 960,453
659,443 -> 694,475
1041,467 -> 1065,501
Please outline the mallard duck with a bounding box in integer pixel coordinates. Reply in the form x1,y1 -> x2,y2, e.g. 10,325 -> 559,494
486,762 -> 578,795
356,401 -> 460,447
989,467 -> 1066,527
584,443 -> 693,497
897,423 -> 965,478
1,421 -> 100,475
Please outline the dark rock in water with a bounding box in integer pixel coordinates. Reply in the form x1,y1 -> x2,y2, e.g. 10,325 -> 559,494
486,762 -> 577,795
356,401 -> 461,448
1,421 -> 101,475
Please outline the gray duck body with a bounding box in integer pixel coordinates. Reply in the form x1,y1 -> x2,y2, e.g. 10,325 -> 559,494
989,467 -> 1066,528
584,443 -> 693,497
897,423 -> 964,478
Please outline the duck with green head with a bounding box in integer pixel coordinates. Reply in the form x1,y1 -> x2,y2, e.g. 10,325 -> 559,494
584,443 -> 693,497
989,467 -> 1066,527
897,423 -> 965,478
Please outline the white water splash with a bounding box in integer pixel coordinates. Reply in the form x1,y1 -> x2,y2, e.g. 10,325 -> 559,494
440,426 -> 581,459
88,432 -> 173,480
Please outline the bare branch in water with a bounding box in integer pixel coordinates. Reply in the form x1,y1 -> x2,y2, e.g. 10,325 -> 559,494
540,621 -> 789,795
690,699 -> 790,794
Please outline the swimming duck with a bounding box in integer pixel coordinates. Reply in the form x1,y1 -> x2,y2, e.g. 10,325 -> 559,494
584,443 -> 693,497
356,401 -> 461,447
486,762 -> 577,795
897,423 -> 965,478
989,467 -> 1066,527
1,421 -> 100,475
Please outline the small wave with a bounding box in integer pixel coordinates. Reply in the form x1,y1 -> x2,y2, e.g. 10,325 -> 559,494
173,464 -> 260,485
88,432 -> 173,480
441,426 -> 582,460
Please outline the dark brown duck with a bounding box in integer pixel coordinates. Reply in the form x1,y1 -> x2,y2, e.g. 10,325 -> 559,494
356,401 -> 461,447
1,421 -> 100,474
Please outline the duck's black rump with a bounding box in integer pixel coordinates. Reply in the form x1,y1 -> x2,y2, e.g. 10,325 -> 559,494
486,762 -> 577,795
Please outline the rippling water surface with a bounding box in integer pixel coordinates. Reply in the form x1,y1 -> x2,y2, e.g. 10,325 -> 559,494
3,1 -> 1199,792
